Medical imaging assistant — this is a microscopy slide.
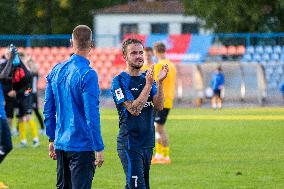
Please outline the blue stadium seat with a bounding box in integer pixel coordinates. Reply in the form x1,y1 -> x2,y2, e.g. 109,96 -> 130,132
261,53 -> 270,62
255,46 -> 264,54
277,67 -> 283,74
242,53 -> 252,62
280,54 -> 284,62
269,81 -> 278,89
246,46 -> 254,54
264,46 -> 273,54
252,54 -> 261,62
273,45 -> 281,54
271,53 -> 280,61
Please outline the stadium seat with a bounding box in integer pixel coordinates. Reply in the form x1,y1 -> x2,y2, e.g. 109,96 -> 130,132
269,81 -> 277,88
55,54 -> 65,62
100,80 -> 109,90
103,48 -> 112,56
236,45 -> 245,55
261,53 -> 270,62
255,46 -> 264,54
46,55 -> 54,64
90,54 -> 98,63
95,48 -> 103,55
99,54 -> 107,62
246,46 -> 254,54
264,46 -> 273,54
42,62 -> 50,70
58,47 -> 69,56
104,61 -> 112,68
242,53 -> 252,63
38,67 -> 46,76
111,47 -> 121,55
227,46 -> 237,55
219,46 -> 227,55
24,47 -> 33,56
265,67 -> 274,75
0,48 -> 5,56
273,45 -> 282,54
108,54 -> 116,62
281,46 -> 284,53
277,67 -> 283,74
271,53 -> 280,61
252,54 -> 261,62
100,67 -> 108,76
110,67 -> 118,76
42,47 -> 50,56
208,46 -> 219,56
33,47 -> 42,55
279,54 -> 284,62
50,47 -> 59,55
94,60 -> 103,69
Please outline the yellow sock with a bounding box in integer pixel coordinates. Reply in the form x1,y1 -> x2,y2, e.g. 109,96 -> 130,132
162,146 -> 170,158
155,142 -> 163,155
19,121 -> 26,142
29,119 -> 38,139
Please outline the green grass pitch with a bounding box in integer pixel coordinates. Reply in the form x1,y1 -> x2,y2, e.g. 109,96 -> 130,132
0,107 -> 284,189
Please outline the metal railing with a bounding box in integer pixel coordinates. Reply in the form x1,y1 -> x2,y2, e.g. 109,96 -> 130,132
2,33 -> 284,47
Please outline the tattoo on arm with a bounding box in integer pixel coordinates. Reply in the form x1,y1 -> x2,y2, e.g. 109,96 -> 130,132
123,100 -> 145,116
153,82 -> 164,111
122,84 -> 152,116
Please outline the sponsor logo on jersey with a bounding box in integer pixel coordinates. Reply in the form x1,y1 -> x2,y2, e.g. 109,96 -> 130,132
131,88 -> 139,91
115,88 -> 124,101
144,101 -> 153,108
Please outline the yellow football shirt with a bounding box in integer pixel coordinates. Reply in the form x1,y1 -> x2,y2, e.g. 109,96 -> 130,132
154,59 -> 176,109
141,64 -> 151,72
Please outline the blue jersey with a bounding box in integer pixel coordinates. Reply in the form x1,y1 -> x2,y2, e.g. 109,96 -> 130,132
0,82 -> 6,119
44,54 -> 104,152
280,83 -> 284,94
211,72 -> 225,90
111,71 -> 157,151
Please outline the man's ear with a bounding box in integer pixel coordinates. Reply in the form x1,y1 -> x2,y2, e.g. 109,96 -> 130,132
70,39 -> 73,47
122,53 -> 127,60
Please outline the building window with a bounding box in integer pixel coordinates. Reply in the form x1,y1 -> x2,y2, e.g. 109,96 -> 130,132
182,23 -> 199,34
151,23 -> 168,34
120,23 -> 138,40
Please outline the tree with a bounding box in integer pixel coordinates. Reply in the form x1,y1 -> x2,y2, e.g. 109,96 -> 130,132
0,0 -> 20,34
184,0 -> 284,33
0,0 -> 128,34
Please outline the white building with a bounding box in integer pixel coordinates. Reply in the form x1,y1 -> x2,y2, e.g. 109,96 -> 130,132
93,0 -> 209,47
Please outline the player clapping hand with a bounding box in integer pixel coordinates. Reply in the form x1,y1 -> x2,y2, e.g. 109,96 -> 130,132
146,65 -> 154,86
157,64 -> 169,82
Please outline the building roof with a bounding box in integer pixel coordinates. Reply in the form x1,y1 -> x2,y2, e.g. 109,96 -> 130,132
95,0 -> 184,15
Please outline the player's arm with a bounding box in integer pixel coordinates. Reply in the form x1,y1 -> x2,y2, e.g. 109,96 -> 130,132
123,66 -> 154,116
82,70 -> 104,167
123,87 -> 151,116
82,70 -> 104,152
43,72 -> 57,160
153,64 -> 169,110
0,51 -> 13,79
43,73 -> 56,142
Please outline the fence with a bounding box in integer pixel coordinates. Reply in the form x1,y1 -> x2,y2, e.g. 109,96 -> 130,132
0,34 -> 283,107
175,62 -> 280,106
2,33 -> 284,47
